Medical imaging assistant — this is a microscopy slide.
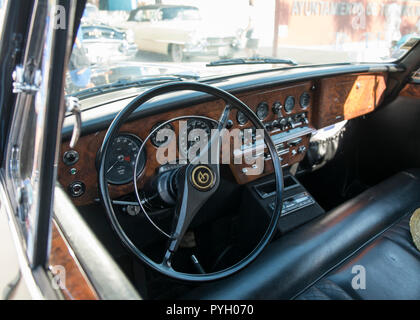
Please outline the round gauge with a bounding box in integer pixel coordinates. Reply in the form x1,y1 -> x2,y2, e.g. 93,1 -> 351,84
179,119 -> 214,157
284,96 -> 295,113
105,134 -> 146,185
150,122 -> 175,147
256,102 -> 269,120
236,110 -> 248,125
300,92 -> 311,109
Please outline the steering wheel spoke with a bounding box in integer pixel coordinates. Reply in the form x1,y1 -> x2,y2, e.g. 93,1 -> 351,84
161,105 -> 231,267
163,164 -> 220,264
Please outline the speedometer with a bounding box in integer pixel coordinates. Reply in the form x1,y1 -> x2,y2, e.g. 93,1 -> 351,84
105,134 -> 146,185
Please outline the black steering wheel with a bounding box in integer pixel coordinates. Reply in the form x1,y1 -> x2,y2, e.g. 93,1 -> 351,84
98,82 -> 283,282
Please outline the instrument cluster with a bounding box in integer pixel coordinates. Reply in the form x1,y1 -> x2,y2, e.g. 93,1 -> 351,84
235,91 -> 312,132
59,83 -> 315,204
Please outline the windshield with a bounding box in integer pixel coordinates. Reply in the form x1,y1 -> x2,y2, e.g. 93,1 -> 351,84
65,0 -> 420,96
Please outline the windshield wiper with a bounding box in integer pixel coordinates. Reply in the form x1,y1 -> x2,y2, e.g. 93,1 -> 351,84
70,74 -> 200,99
207,56 -> 298,67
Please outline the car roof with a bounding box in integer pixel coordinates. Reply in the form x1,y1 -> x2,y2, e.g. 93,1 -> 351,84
128,5 -> 199,21
136,5 -> 198,10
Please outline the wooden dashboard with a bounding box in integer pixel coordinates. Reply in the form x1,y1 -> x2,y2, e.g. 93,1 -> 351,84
58,72 -> 387,206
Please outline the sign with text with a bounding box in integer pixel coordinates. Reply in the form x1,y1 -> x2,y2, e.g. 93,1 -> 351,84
275,0 -> 420,46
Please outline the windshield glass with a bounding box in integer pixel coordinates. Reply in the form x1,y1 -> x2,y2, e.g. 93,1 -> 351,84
66,0 -> 420,95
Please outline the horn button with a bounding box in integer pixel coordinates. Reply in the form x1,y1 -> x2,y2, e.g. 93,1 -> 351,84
190,165 -> 216,191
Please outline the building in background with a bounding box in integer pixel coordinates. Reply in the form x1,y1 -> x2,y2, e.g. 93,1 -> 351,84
273,0 -> 420,59
86,0 -> 419,62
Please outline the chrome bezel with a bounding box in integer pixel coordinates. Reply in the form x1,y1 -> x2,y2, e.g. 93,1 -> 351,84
284,96 -> 295,114
105,133 -> 146,185
256,102 -> 269,121
236,110 -> 249,125
299,92 -> 311,109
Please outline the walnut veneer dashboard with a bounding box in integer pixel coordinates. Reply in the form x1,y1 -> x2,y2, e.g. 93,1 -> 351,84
58,71 -> 387,206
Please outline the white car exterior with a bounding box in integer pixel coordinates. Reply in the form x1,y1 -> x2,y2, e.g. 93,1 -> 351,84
123,5 -> 238,62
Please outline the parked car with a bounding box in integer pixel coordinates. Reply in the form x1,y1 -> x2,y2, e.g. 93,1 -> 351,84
124,4 -> 238,62
80,24 -> 137,65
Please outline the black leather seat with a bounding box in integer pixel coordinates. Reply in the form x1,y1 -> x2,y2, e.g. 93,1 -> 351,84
187,169 -> 420,300
297,213 -> 420,299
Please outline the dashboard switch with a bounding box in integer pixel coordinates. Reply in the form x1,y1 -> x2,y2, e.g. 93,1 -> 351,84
298,146 -> 307,154
278,118 -> 287,130
63,150 -> 79,166
287,117 -> 297,129
272,102 -> 283,115
68,181 -> 85,198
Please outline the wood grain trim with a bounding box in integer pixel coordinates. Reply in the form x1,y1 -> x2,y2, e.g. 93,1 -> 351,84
312,73 -> 387,128
49,221 -> 99,300
399,82 -> 420,98
343,74 -> 387,119
59,82 -> 314,206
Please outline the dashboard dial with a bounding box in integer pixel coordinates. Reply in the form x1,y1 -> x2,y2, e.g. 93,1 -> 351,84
105,134 -> 146,185
300,92 -> 311,109
150,122 -> 175,147
179,119 -> 214,157
236,110 -> 248,125
284,96 -> 295,113
256,102 -> 269,120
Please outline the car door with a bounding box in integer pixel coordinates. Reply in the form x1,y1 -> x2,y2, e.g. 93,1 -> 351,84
0,0 -> 80,298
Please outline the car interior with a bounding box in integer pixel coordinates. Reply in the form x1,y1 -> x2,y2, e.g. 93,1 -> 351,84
2,0 -> 417,301
55,46 -> 420,299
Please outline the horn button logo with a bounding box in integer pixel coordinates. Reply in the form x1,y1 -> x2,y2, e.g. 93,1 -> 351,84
191,165 -> 216,191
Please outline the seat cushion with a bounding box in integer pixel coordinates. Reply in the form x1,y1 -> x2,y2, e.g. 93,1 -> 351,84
186,169 -> 420,300
297,213 -> 420,299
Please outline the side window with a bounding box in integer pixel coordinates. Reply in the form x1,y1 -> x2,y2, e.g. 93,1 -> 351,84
134,9 -> 146,22
181,9 -> 200,21
161,8 -> 180,21
160,8 -> 200,21
135,9 -> 159,22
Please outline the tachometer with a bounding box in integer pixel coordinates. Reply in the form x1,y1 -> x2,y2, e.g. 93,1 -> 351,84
105,134 -> 146,185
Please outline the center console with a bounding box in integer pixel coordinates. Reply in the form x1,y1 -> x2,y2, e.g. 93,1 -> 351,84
241,173 -> 325,234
